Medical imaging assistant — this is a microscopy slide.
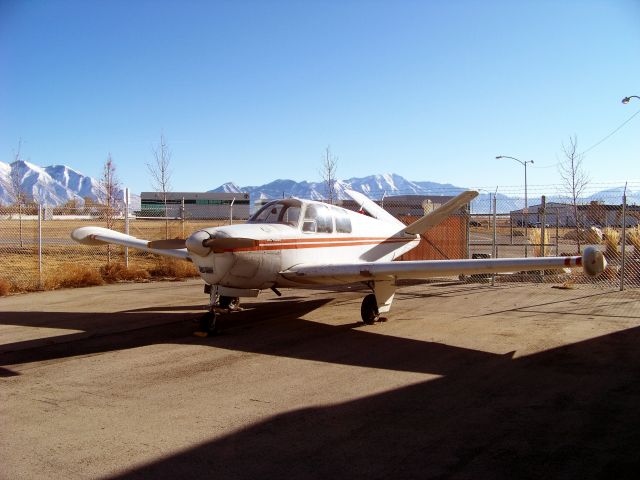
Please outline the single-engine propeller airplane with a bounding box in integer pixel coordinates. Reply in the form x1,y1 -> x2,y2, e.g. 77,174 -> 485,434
72,189 -> 606,334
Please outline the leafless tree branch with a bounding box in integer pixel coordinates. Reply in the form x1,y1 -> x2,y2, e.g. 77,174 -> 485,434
98,154 -> 121,262
147,133 -> 173,238
558,135 -> 590,252
320,145 -> 338,205
8,139 -> 27,246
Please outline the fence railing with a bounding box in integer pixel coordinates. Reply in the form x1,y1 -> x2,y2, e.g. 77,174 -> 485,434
1,190 -> 638,292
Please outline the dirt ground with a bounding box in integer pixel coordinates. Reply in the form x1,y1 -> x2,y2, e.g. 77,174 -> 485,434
2,279 -> 640,479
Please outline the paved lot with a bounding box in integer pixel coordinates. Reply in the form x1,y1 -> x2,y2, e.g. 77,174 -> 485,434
2,280 -> 640,479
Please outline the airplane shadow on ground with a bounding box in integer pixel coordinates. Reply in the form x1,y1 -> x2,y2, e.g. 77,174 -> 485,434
3,292 -> 640,478
0,297 -> 503,378
108,323 -> 640,480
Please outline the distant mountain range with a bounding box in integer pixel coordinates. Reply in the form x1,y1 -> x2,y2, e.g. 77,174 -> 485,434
0,161 -> 636,214
211,174 -> 639,214
211,173 -> 466,201
0,160 -> 135,207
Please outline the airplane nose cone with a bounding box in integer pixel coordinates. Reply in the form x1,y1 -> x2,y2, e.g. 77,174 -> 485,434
186,230 -> 212,257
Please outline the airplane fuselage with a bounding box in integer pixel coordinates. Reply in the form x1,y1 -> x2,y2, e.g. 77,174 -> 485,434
189,199 -> 419,291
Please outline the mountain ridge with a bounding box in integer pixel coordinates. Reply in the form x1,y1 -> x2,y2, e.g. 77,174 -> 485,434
0,161 -> 635,214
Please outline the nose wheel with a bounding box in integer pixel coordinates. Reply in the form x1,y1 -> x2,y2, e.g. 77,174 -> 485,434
196,310 -> 218,337
361,294 -> 380,325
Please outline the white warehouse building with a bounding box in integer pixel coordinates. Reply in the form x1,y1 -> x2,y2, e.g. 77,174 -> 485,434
139,192 -> 251,220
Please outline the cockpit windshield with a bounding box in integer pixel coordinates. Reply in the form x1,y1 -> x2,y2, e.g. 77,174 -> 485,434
248,200 -> 302,227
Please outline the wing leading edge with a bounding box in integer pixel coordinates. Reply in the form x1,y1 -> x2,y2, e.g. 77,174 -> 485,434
280,246 -> 606,285
71,226 -> 189,260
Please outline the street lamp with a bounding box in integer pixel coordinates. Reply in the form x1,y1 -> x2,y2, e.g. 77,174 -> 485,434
495,155 -> 534,209
622,95 -> 640,104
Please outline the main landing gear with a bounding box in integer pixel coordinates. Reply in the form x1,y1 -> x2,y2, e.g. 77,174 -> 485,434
195,295 -> 240,337
360,281 -> 396,325
360,294 -> 379,325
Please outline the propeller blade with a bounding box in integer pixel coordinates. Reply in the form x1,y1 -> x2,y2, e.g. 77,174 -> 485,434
147,238 -> 187,249
202,237 -> 258,251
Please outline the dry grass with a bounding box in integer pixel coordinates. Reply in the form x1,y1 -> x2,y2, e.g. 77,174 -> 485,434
627,226 -> 640,250
0,278 -> 10,296
100,262 -> 150,282
45,265 -> 105,289
148,258 -> 199,279
563,227 -> 602,244
528,228 -> 551,257
602,227 -> 620,258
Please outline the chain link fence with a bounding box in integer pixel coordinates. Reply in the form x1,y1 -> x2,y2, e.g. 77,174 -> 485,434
1,185 -> 638,293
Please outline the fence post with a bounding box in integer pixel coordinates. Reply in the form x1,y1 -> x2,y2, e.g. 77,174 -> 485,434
524,201 -> 528,258
124,187 -> 129,268
491,191 -> 497,287
181,197 -> 185,239
466,202 -> 471,259
540,195 -> 546,257
510,213 -> 513,245
556,207 -> 560,257
230,197 -> 235,225
38,203 -> 43,289
620,187 -> 627,292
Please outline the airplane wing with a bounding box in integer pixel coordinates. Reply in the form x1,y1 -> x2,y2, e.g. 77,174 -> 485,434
280,247 -> 605,284
71,226 -> 190,260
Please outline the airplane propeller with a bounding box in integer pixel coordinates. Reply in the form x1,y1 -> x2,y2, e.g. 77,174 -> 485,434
147,231 -> 258,256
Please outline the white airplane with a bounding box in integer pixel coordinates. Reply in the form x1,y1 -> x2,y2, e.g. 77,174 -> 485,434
71,190 -> 606,334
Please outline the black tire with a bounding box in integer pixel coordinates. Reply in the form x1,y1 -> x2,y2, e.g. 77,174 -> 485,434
218,296 -> 240,309
199,311 -> 218,334
361,294 -> 379,325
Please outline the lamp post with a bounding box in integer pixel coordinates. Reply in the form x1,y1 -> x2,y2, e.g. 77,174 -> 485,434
495,155 -> 534,210
622,95 -> 640,104
497,155 -> 534,257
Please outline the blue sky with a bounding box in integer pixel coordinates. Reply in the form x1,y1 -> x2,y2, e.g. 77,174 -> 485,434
1,0 -> 639,194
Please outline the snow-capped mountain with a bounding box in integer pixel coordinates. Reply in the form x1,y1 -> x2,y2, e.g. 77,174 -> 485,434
587,187 -> 640,207
0,160 -> 131,206
44,164 -> 103,200
1,159 -> 634,214
211,174 -> 469,201
210,174 -> 637,214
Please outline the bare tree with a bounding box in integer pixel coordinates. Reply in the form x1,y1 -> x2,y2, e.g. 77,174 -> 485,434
558,135 -> 589,253
8,140 -> 27,247
147,133 -> 173,238
320,145 -> 338,205
98,154 -> 121,262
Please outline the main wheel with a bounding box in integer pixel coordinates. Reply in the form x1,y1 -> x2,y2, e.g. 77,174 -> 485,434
218,296 -> 240,310
361,294 -> 379,325
198,310 -> 218,335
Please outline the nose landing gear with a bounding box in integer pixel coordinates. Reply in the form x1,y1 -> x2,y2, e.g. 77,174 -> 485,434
194,294 -> 241,337
196,310 -> 218,337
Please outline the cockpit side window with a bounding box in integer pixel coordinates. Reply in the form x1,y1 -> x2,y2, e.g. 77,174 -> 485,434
302,204 -> 333,233
248,201 -> 302,227
279,205 -> 301,227
250,203 -> 284,223
331,206 -> 352,233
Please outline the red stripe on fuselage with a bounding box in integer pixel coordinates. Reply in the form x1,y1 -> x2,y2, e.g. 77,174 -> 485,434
222,236 -> 415,253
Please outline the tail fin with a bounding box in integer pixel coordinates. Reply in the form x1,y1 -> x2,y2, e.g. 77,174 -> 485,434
344,189 -> 404,227
402,190 -> 478,235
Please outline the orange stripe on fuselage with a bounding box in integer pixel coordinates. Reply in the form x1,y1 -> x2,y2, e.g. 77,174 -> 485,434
223,236 -> 414,253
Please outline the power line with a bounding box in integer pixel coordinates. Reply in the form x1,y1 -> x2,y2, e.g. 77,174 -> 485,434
581,108 -> 640,155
